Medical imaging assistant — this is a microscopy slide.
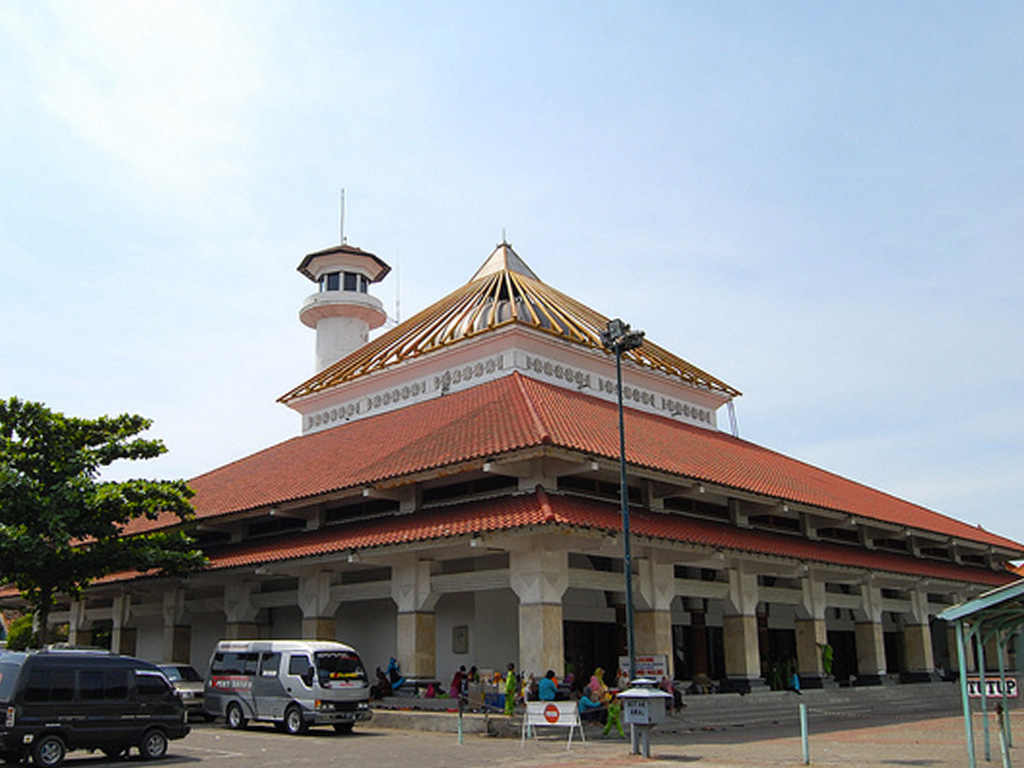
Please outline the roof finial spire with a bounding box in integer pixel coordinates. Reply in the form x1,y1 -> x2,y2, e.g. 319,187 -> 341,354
340,188 -> 347,244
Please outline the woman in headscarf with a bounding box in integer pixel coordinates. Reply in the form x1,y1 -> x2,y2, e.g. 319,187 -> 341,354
589,667 -> 610,703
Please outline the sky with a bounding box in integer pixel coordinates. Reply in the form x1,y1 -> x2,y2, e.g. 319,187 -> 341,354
1,2 -> 1022,545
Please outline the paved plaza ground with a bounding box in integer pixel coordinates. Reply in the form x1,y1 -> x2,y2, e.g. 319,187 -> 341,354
165,709 -> 1020,768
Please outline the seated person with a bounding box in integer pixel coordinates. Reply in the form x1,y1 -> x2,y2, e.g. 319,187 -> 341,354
577,686 -> 607,724
538,670 -> 558,701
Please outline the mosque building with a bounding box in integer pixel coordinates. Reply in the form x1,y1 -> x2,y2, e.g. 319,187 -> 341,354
23,241 -> 1024,690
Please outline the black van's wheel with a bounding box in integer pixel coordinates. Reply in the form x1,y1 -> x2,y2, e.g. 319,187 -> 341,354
31,735 -> 65,768
283,705 -> 307,735
138,729 -> 168,760
332,723 -> 354,734
225,702 -> 247,730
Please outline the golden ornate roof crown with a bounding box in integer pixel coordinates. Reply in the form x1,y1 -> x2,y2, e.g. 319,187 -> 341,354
280,243 -> 740,403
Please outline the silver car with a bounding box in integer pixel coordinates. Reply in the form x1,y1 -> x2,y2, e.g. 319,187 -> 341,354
159,664 -> 209,720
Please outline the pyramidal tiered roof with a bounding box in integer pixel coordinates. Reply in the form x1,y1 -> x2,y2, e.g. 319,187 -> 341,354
280,243 -> 740,403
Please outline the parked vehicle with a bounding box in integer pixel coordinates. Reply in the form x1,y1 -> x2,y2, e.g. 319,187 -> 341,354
0,649 -> 190,766
204,640 -> 371,734
157,664 -> 208,720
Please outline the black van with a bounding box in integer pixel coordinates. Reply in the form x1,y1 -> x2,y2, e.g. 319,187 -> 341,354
0,650 -> 190,766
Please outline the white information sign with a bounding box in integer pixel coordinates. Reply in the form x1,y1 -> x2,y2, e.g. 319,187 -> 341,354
967,677 -> 1018,699
618,654 -> 669,681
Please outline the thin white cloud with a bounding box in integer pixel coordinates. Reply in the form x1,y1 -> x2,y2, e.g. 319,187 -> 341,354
2,1 -> 267,210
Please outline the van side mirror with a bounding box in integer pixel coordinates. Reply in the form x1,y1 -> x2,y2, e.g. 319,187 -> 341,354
302,668 -> 315,687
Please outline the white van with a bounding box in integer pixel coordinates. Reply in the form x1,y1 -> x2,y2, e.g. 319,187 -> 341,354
203,640 -> 372,734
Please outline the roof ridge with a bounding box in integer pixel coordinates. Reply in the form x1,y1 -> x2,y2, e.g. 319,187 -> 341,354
511,372 -> 552,445
535,485 -> 556,523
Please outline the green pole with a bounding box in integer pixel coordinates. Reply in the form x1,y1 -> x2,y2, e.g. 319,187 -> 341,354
957,622 -> 976,768
997,629 -> 1013,749
800,703 -> 809,765
978,627 -> 991,763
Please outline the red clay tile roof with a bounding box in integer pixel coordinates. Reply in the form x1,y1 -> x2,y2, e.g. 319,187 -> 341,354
129,372 -> 1022,555
7,489 -> 1011,596
187,489 -> 1015,588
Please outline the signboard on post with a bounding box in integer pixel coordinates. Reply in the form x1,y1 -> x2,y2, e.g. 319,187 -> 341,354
967,677 -> 1018,699
617,654 -> 669,681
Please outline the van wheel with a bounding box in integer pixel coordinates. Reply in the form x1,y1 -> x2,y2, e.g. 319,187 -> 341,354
332,723 -> 354,734
139,730 -> 168,761
31,735 -> 65,768
284,705 -> 308,735
225,702 -> 247,730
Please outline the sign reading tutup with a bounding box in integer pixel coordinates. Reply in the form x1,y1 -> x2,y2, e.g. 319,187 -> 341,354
966,677 -> 1018,698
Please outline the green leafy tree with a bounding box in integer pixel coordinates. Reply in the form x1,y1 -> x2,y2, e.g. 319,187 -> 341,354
0,397 -> 206,646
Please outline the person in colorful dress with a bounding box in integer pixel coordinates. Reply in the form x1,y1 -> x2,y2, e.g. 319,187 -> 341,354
504,662 -> 517,716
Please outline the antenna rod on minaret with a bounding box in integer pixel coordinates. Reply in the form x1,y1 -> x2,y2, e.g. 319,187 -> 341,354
340,189 -> 347,244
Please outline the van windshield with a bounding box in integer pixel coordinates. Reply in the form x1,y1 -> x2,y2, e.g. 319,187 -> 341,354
314,651 -> 366,686
0,662 -> 20,701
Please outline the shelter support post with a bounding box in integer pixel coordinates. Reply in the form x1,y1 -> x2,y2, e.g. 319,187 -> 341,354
956,620 -> 977,768
996,629 -> 1013,749
977,626 -> 991,763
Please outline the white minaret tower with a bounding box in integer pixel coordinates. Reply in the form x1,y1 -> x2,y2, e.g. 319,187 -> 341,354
297,243 -> 391,372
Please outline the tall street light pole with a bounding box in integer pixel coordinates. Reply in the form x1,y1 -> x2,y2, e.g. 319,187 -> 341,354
600,318 -> 645,682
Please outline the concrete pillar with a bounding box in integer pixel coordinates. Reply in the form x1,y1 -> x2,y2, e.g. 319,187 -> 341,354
111,595 -> 135,656
856,621 -> 887,684
68,600 -> 90,647
903,624 -> 934,680
510,548 -> 568,677
224,583 -> 260,640
162,590 -> 194,661
636,559 -> 675,669
852,582 -> 887,686
518,603 -> 564,678
391,558 -> 438,679
723,564 -> 762,692
635,610 -> 673,667
795,575 -> 828,688
795,619 -> 828,686
396,611 -> 436,678
902,589 -> 934,682
723,614 -> 760,690
298,571 -> 339,641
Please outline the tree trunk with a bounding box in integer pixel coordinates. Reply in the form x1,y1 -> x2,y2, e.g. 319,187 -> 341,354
35,589 -> 53,648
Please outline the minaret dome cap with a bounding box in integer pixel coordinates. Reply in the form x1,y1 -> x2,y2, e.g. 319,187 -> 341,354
298,243 -> 391,283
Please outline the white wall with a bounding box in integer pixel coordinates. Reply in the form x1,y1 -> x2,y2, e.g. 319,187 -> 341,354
435,592 -> 474,685
267,606 -> 302,638
133,615 -> 164,664
190,611 -> 226,675
336,598 -> 396,674
472,589 -> 518,672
